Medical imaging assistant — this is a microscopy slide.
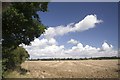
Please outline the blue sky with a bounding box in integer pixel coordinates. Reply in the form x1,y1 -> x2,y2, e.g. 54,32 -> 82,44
22,2 -> 118,59
38,2 -> 118,49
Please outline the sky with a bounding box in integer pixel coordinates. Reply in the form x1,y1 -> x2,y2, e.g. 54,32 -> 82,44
21,2 -> 118,59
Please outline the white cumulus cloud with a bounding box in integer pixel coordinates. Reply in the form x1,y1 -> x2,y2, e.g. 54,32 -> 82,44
101,41 -> 113,51
43,14 -> 103,39
67,39 -> 79,45
20,14 -> 117,59
65,41 -> 117,58
21,38 -> 117,59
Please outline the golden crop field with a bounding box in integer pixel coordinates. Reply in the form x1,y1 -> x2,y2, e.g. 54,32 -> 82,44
7,60 -> 119,78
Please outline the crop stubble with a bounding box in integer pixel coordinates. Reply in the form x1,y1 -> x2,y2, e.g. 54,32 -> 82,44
21,60 -> 119,78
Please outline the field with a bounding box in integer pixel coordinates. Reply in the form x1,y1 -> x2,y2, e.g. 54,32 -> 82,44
6,60 -> 119,78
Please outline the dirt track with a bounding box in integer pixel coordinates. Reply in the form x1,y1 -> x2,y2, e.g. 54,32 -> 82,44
21,60 -> 119,78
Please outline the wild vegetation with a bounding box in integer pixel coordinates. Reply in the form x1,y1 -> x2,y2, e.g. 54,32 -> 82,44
2,2 -> 48,77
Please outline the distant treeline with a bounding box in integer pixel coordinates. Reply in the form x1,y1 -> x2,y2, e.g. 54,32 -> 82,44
28,56 -> 120,61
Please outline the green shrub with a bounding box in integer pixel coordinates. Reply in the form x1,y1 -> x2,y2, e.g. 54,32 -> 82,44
2,47 -> 29,77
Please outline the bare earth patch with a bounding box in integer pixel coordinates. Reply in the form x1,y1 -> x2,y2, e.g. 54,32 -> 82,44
8,60 -> 119,78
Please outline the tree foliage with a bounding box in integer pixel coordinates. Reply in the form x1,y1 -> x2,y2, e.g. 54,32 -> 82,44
2,47 -> 29,70
2,2 -> 48,76
2,2 -> 48,48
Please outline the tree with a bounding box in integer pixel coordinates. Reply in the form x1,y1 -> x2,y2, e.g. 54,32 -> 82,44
2,2 -> 48,48
2,2 -> 48,76
2,47 -> 29,70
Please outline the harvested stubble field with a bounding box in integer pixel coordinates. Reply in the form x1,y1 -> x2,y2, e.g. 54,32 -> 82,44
7,60 -> 119,78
